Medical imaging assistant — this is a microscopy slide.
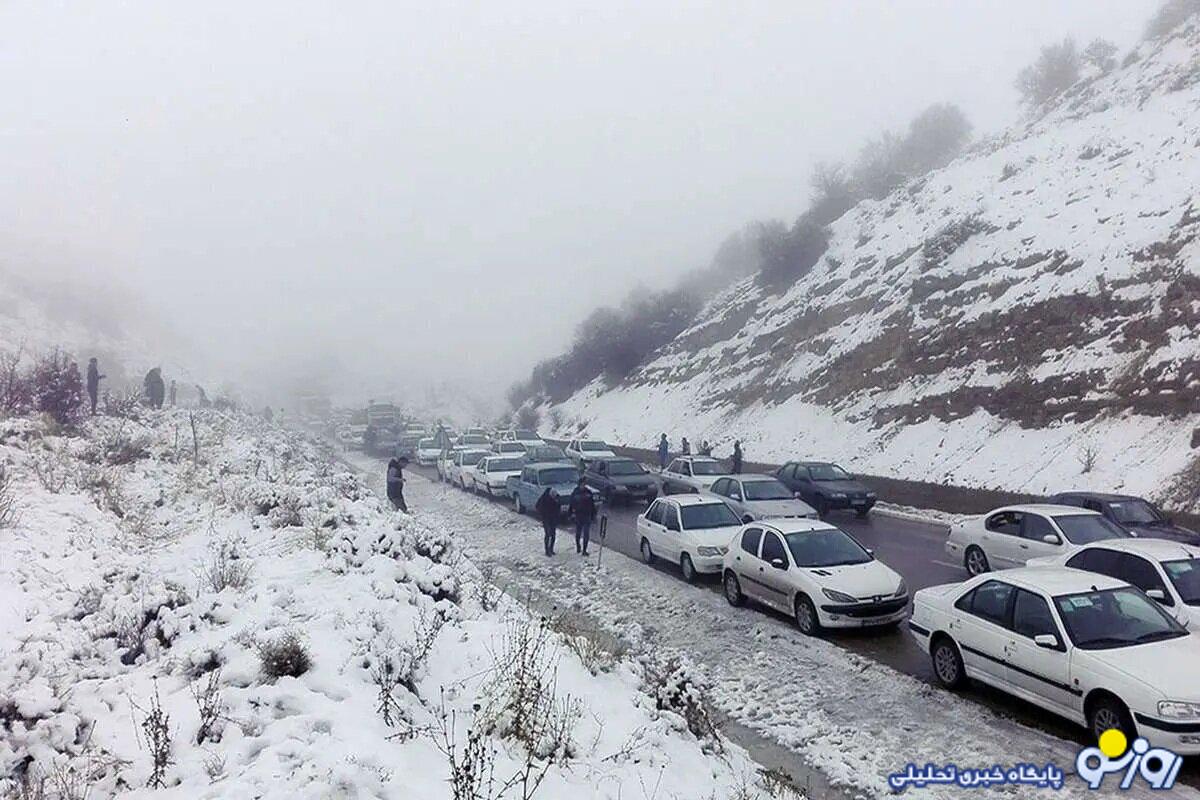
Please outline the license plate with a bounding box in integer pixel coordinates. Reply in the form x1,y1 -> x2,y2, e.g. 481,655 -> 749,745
851,499 -> 866,506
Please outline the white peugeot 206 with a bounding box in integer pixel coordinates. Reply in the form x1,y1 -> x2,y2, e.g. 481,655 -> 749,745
721,518 -> 907,634
909,566 -> 1200,754
636,494 -> 743,582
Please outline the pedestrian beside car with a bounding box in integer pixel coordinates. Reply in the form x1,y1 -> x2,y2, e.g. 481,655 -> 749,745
699,440 -> 712,456
569,477 -> 597,555
681,437 -> 691,455
731,440 -> 743,474
86,358 -> 105,415
657,434 -> 669,470
536,488 -> 561,556
386,457 -> 409,512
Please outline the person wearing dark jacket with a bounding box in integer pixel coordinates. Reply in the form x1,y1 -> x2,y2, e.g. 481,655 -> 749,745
386,457 -> 409,512
144,368 -> 165,409
657,434 -> 669,470
681,437 -> 691,456
86,358 -> 105,415
731,440 -> 743,474
568,478 -> 597,555
535,488 -> 561,556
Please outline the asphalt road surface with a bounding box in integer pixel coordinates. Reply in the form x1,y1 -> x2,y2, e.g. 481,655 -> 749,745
401,457 -> 1200,788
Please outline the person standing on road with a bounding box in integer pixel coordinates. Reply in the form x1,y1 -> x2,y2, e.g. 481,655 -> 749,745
536,488 -> 561,556
731,440 -> 743,474
144,368 -> 165,409
657,434 -> 669,470
86,358 -> 105,415
681,437 -> 691,456
699,440 -> 712,456
569,477 -> 596,555
386,456 -> 409,512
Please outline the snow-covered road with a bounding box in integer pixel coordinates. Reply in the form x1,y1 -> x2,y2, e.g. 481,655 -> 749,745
373,463 -> 1200,800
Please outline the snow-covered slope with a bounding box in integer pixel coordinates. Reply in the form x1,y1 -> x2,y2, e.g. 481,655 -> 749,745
550,24 -> 1200,511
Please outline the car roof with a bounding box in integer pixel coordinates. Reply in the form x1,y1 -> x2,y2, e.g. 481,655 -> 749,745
1052,491 -> 1141,503
993,504 -> 1101,517
1073,538 -> 1200,560
988,566 -> 1126,595
676,455 -> 720,463
735,473 -> 779,482
758,518 -> 839,535
534,462 -> 576,471
661,493 -> 729,507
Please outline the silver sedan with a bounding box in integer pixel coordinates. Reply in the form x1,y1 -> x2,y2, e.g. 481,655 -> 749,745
706,474 -> 817,523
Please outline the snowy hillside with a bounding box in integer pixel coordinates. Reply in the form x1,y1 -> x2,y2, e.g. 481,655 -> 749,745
0,407 -> 779,799
549,23 -> 1200,511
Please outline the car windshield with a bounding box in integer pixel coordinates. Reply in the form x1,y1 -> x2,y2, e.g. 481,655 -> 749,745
463,451 -> 488,465
690,460 -> 726,476
679,503 -> 741,529
1054,514 -> 1131,545
1163,559 -> 1200,606
500,443 -> 525,452
461,435 -> 489,445
784,529 -> 872,567
1108,500 -> 1162,525
1054,587 -> 1186,649
528,447 -> 565,461
488,458 -> 523,471
515,430 -> 539,439
539,468 -> 579,485
606,460 -> 645,476
580,441 -> 609,451
808,464 -> 851,481
418,438 -> 435,448
743,479 -> 793,501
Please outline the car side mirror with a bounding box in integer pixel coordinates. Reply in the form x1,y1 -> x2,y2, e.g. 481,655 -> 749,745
866,548 -> 875,556
1146,588 -> 1167,602
770,557 -> 787,570
1033,634 -> 1060,650
793,491 -> 803,499
731,492 -> 742,501
1042,534 -> 1062,545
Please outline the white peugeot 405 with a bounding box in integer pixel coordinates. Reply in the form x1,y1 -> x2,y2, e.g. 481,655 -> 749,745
720,518 -> 907,634
945,504 -> 1131,576
909,566 -> 1200,754
636,495 -> 743,582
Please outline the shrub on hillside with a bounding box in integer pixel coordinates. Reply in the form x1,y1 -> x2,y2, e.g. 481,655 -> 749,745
1016,39 -> 1081,107
757,216 -> 830,288
258,631 -> 311,679
1083,39 -> 1119,75
1145,0 -> 1200,39
0,348 -> 32,416
31,349 -> 85,426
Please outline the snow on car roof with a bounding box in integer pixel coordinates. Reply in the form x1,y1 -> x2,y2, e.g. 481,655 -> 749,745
759,518 -> 838,534
737,473 -> 780,482
995,504 -> 1101,517
678,455 -> 720,463
667,493 -> 729,506
995,566 -> 1126,595
1076,538 -> 1200,560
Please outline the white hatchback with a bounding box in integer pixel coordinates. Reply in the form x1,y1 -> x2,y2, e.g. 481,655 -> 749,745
415,438 -> 442,465
469,455 -> 526,496
721,518 -> 907,634
946,504 -> 1132,576
1029,538 -> 1200,630
564,438 -> 617,466
636,495 -> 743,583
909,567 -> 1200,754
661,456 -> 731,494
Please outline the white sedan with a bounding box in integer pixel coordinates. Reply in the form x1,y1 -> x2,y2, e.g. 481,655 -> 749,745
661,456 -> 731,494
446,449 -> 490,488
946,504 -> 1131,576
721,518 -> 907,634
468,455 -> 525,496
491,441 -> 528,456
415,438 -> 442,465
1029,538 -> 1200,629
564,439 -> 617,466
909,566 -> 1200,754
636,495 -> 743,582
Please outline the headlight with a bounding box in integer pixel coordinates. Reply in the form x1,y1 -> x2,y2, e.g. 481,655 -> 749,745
829,492 -> 847,499
697,546 -> 727,557
1158,701 -> 1200,720
822,588 -> 857,603
894,580 -> 908,598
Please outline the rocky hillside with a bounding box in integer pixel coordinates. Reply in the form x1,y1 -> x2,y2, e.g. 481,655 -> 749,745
548,23 -> 1200,510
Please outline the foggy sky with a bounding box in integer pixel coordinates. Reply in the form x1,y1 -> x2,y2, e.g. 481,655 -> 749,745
0,0 -> 1157,405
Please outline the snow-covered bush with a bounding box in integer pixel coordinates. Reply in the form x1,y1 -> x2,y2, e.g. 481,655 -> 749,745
0,462 -> 18,528
640,655 -> 722,753
257,631 -> 311,679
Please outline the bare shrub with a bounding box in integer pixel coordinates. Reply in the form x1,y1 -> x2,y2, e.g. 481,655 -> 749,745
98,425 -> 150,466
641,655 -> 722,753
199,538 -> 253,594
30,349 -> 85,427
548,613 -> 627,675
136,682 -> 173,789
1083,38 -> 1118,75
1078,444 -> 1098,474
103,390 -> 143,420
258,631 -> 311,679
0,345 -> 31,416
1016,38 -> 1081,107
432,696 -> 504,800
191,669 -> 224,744
31,448 -> 72,493
471,564 -> 504,613
0,463 -> 19,529
78,464 -> 126,518
371,607 -> 446,728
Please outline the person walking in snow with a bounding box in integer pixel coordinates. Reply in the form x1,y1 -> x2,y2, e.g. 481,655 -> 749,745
86,358 -> 105,415
535,488 -> 561,556
569,476 -> 597,555
681,437 -> 691,456
699,440 -> 712,456
657,434 -> 669,470
144,368 -> 165,409
386,456 -> 409,512
731,440 -> 743,474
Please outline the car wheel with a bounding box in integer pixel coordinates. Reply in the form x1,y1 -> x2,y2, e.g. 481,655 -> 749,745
640,537 -> 655,565
931,636 -> 965,688
515,495 -> 524,514
723,571 -> 744,607
965,546 -> 990,576
680,554 -> 697,583
1088,695 -> 1136,744
794,594 -> 821,636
